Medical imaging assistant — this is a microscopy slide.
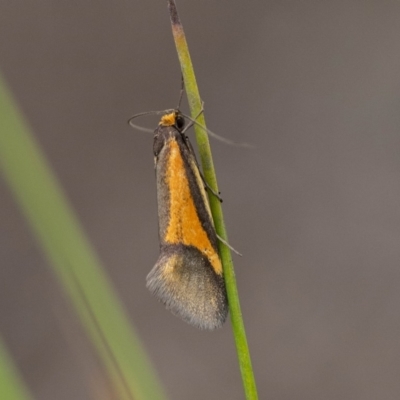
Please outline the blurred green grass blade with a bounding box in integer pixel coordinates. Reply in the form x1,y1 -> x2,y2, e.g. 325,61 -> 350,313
0,73 -> 167,400
0,337 -> 32,400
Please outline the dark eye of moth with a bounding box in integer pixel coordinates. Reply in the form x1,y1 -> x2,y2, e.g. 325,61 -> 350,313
175,115 -> 185,130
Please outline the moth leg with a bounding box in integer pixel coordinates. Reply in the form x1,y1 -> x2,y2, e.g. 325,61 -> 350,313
181,102 -> 205,133
183,103 -> 223,202
216,234 -> 242,256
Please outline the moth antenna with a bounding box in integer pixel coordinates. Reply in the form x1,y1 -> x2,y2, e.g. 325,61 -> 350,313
181,102 -> 253,148
128,109 -> 176,133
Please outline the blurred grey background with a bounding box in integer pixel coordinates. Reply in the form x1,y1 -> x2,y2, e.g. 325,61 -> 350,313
1,1 -> 400,399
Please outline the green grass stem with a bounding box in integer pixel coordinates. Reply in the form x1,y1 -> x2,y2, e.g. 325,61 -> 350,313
166,2 -> 259,399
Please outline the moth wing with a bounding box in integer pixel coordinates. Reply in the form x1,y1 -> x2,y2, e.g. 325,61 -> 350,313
147,245 -> 228,330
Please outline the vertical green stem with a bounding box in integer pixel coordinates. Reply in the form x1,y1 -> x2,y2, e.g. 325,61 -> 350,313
167,2 -> 259,399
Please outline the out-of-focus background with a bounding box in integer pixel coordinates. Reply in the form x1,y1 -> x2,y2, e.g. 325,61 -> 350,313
1,1 -> 400,399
